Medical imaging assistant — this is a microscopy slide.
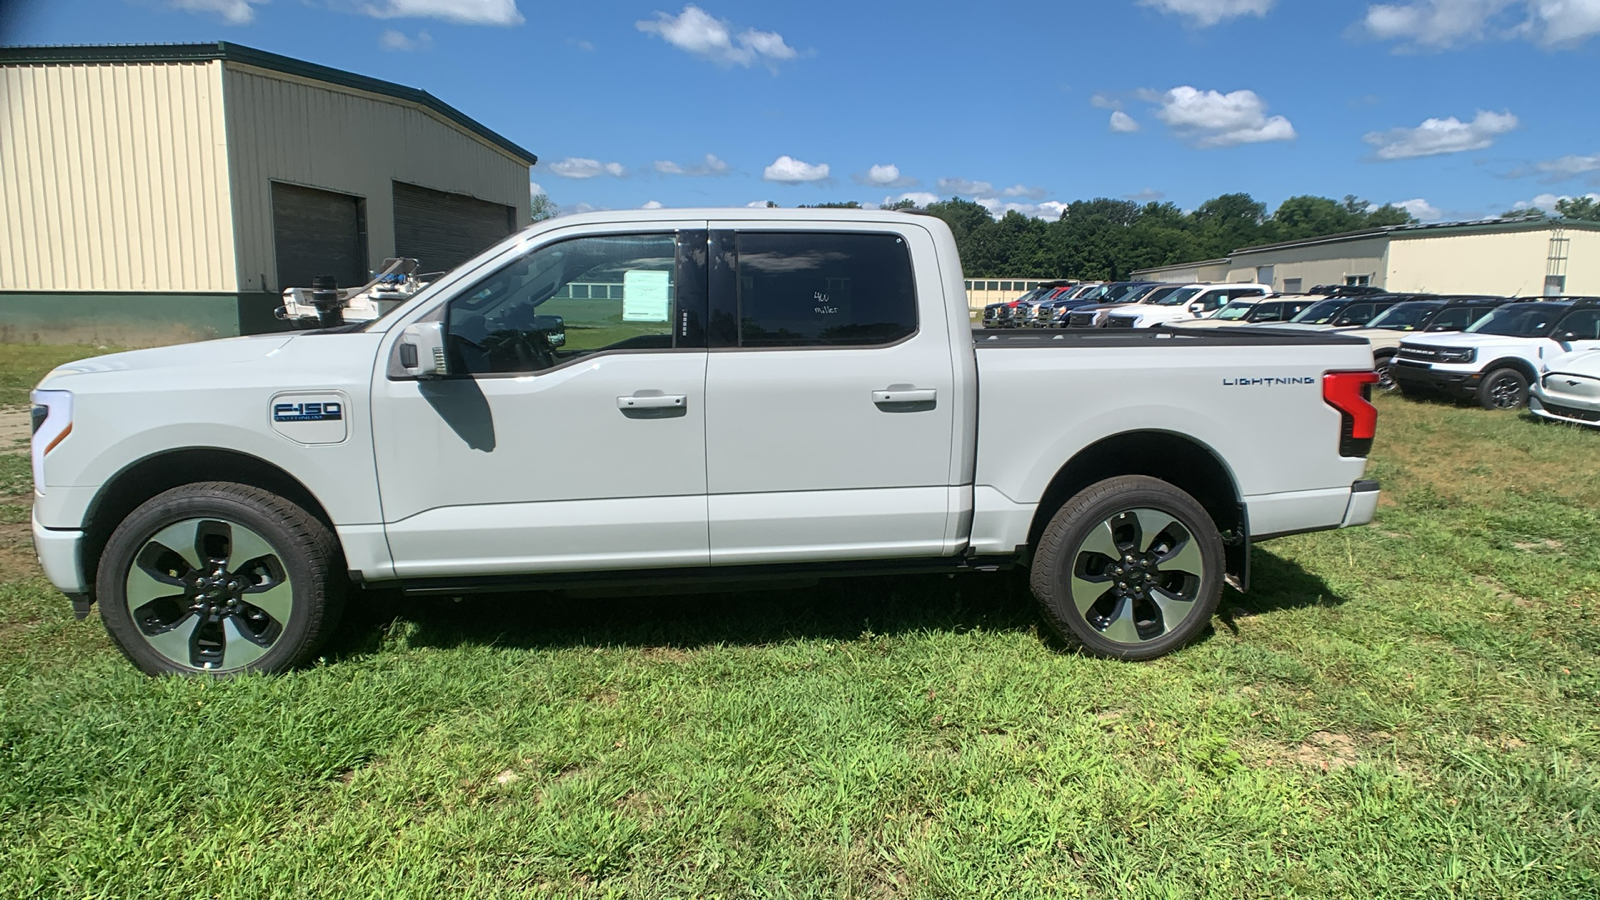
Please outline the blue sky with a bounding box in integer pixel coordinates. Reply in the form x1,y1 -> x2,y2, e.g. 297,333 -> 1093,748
7,1 -> 1600,221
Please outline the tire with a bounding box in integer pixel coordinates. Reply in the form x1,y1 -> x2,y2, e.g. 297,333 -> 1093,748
1374,352 -> 1398,392
1030,476 -> 1224,660
96,482 -> 346,676
1477,367 -> 1528,411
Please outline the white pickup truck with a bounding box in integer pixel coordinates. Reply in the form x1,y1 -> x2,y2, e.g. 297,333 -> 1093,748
30,209 -> 1381,675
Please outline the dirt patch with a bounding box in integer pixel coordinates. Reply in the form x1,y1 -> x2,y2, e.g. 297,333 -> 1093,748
1287,731 -> 1359,772
0,409 -> 29,455
0,521 -> 40,580
1511,539 -> 1564,552
1473,575 -> 1536,609
638,646 -> 690,663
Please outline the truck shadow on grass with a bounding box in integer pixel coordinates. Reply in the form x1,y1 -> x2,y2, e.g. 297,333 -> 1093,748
327,550 -> 1344,659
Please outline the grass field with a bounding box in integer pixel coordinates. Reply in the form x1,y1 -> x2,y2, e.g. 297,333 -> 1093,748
0,345 -> 1596,897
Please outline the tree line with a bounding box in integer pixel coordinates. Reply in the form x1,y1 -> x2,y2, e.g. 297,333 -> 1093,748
527,191 -> 1600,281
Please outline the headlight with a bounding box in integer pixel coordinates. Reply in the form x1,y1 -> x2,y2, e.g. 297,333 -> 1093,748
29,390 -> 72,495
1438,348 -> 1476,363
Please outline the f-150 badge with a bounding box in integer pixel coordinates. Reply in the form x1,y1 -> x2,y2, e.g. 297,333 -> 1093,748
270,392 -> 350,445
273,401 -> 342,422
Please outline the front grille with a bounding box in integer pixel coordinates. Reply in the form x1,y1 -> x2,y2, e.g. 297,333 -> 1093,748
1541,400 -> 1600,422
1393,359 -> 1431,369
1107,317 -> 1136,328
1068,312 -> 1096,328
1396,346 -> 1440,362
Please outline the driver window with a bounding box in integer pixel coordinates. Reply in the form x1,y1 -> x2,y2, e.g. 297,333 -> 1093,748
446,233 -> 678,375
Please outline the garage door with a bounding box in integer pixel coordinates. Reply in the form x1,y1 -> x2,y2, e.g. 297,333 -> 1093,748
272,182 -> 367,292
393,181 -> 516,273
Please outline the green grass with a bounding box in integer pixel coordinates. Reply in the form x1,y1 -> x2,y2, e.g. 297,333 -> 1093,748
0,343 -> 118,408
0,382 -> 1596,896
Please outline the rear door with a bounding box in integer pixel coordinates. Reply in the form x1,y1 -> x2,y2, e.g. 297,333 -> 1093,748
702,222 -> 959,564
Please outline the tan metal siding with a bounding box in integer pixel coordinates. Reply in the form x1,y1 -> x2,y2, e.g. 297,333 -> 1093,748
1385,230 -> 1551,295
1561,230 -> 1600,295
0,60 -> 236,292
1230,237 -> 1389,291
223,64 -> 530,291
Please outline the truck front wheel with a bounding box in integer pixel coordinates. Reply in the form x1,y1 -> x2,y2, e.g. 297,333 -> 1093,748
96,482 -> 345,676
1030,476 -> 1224,660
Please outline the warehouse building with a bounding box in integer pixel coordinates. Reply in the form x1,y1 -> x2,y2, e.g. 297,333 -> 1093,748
1133,218 -> 1600,297
0,42 -> 536,345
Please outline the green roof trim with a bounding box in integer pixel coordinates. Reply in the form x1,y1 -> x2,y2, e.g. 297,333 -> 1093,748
0,41 -> 536,166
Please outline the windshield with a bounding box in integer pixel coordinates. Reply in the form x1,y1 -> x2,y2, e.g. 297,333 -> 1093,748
1121,284 -> 1163,303
1154,287 -> 1203,307
1100,283 -> 1149,303
1213,300 -> 1258,320
1289,298 -> 1348,324
1466,303 -> 1567,337
1363,302 -> 1441,331
1139,286 -> 1181,305
1013,287 -> 1047,304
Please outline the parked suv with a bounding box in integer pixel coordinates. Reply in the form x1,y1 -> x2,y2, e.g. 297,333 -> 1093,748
1275,294 -> 1421,330
1337,296 -> 1508,390
1390,298 -> 1600,409
1171,295 -> 1318,328
1531,348 -> 1600,427
1106,284 -> 1271,328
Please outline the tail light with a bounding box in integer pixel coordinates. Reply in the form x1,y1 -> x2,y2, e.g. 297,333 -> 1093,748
1323,371 -> 1379,457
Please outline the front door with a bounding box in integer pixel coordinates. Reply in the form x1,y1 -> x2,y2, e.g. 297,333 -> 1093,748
702,224 -> 960,564
371,225 -> 710,578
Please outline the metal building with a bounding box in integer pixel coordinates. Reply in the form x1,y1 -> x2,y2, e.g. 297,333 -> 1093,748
0,42 -> 536,345
1133,218 -> 1600,297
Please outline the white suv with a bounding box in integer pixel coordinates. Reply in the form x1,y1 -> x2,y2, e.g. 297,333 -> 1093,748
1106,284 -> 1271,329
1390,299 -> 1600,409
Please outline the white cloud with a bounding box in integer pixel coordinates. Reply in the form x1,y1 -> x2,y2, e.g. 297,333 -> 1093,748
1090,93 -> 1123,110
529,181 -> 545,197
1364,110 -> 1518,159
566,202 -> 600,215
974,196 -> 1070,220
170,0 -> 263,23
1109,110 -> 1141,133
855,163 -> 917,187
763,155 -> 830,183
378,29 -> 432,50
1362,0 -> 1600,48
1513,191 -> 1600,209
361,1 -> 524,26
548,157 -> 628,179
882,191 -> 941,208
1392,198 -> 1444,220
1140,0 -> 1275,27
1152,86 -> 1296,147
654,153 -> 730,176
937,177 -> 994,196
1002,184 -> 1048,200
570,38 -> 595,51
1534,151 -> 1600,180
640,200 -> 664,209
636,4 -> 798,70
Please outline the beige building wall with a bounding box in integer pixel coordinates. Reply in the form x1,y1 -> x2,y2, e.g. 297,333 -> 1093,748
1385,229 -> 1552,296
1552,228 -> 1600,295
222,64 -> 532,292
1230,236 -> 1389,291
1131,260 -> 1232,284
0,60 -> 237,292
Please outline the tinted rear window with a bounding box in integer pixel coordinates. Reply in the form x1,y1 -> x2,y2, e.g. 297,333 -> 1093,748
737,232 -> 917,347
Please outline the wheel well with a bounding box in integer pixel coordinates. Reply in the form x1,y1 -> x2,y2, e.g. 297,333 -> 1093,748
1027,431 -> 1244,553
1482,358 -> 1537,383
81,449 -> 337,598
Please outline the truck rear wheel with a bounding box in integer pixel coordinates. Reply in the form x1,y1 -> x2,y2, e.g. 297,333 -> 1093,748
96,482 -> 345,676
1030,476 -> 1223,660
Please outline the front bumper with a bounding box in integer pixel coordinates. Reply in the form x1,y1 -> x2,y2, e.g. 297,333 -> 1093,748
1390,361 -> 1481,397
1529,394 -> 1600,427
32,507 -> 88,596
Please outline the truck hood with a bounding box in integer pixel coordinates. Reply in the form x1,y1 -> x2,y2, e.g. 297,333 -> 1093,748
1120,307 -> 1191,323
38,333 -> 299,387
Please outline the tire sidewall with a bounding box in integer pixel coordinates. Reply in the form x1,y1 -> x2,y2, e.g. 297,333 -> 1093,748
1478,368 -> 1528,410
1033,477 -> 1225,660
97,486 -> 327,676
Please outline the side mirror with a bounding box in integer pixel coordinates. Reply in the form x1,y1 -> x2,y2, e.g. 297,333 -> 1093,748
399,322 -> 448,378
1559,332 -> 1578,342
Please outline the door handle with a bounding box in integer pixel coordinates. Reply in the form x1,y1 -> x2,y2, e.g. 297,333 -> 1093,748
617,393 -> 687,410
872,387 -> 937,406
